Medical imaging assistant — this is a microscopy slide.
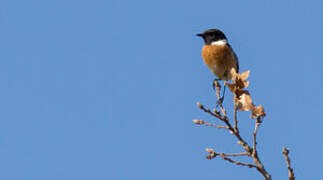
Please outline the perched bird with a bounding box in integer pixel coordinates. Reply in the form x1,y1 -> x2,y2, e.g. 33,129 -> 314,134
197,29 -> 239,101
197,29 -> 239,81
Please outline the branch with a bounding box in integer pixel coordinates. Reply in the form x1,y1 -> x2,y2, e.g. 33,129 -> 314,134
197,102 -> 227,122
219,152 -> 249,157
197,102 -> 251,152
196,83 -> 271,179
249,117 -> 272,180
205,148 -> 255,168
219,154 -> 256,168
194,70 -> 296,180
252,117 -> 261,154
282,147 -> 295,180
193,119 -> 229,130
234,99 -> 239,133
213,80 -> 226,116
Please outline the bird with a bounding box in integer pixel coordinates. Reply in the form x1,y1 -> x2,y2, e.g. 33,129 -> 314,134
197,29 -> 239,101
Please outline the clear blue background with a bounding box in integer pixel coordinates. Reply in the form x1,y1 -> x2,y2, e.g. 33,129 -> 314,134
1,0 -> 322,179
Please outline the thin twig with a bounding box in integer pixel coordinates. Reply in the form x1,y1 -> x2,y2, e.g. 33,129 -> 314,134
197,103 -> 226,122
193,119 -> 229,130
218,153 -> 256,168
234,94 -> 239,133
219,152 -> 249,157
204,122 -> 229,129
214,80 -> 226,116
250,117 -> 271,180
252,117 -> 261,155
198,107 -> 270,179
197,82 -> 272,180
282,147 -> 295,180
198,102 -> 251,153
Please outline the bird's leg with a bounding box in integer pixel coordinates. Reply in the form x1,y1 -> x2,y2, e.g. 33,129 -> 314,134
212,78 -> 221,90
219,83 -> 226,103
216,86 -> 225,106
213,80 -> 227,107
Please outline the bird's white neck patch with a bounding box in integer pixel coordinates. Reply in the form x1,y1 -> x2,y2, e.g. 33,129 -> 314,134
211,39 -> 227,46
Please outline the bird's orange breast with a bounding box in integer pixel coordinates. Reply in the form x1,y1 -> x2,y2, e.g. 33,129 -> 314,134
201,45 -> 238,80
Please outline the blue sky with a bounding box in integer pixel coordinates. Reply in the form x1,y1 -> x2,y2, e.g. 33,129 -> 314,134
1,0 -> 323,179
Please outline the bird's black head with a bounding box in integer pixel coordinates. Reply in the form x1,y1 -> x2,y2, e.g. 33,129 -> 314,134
197,29 -> 227,45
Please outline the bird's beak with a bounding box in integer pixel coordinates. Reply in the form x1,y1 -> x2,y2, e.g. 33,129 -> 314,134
196,33 -> 203,37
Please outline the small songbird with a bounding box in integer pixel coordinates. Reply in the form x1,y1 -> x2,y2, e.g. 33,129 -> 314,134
197,29 -> 239,81
197,29 -> 239,101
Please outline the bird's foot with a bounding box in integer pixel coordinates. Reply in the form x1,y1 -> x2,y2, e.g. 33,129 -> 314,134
212,78 -> 221,90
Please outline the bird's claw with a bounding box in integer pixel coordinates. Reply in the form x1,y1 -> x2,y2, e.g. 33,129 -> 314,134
212,78 -> 220,90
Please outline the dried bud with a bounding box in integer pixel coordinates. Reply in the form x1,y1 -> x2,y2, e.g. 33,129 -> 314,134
237,141 -> 243,145
226,83 -> 236,93
236,91 -> 255,111
205,148 -> 215,153
193,119 -> 205,125
227,70 -> 250,92
229,131 -> 234,134
229,68 -> 238,80
251,105 -> 266,119
205,148 -> 217,160
240,70 -> 250,81
196,102 -> 203,109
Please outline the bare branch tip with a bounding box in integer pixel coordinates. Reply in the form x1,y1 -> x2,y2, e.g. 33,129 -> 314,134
205,148 -> 215,153
193,119 -> 205,125
282,147 -> 290,154
205,148 -> 217,159
282,147 -> 295,180
196,102 -> 203,109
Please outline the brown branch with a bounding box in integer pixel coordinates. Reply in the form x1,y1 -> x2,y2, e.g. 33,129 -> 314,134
195,71 -> 296,179
234,94 -> 239,133
227,114 -> 270,180
205,148 -> 255,168
282,147 -> 295,180
197,102 -> 251,153
219,152 -> 249,157
193,119 -> 229,130
252,117 -> 261,154
197,83 -> 272,180
252,149 -> 271,180
249,117 -> 271,180
218,153 -> 256,168
213,80 -> 226,116
223,117 -> 251,154
204,122 -> 228,129
197,102 -> 226,122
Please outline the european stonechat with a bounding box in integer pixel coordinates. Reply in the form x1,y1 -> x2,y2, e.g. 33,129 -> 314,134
197,29 -> 239,101
197,29 -> 239,81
